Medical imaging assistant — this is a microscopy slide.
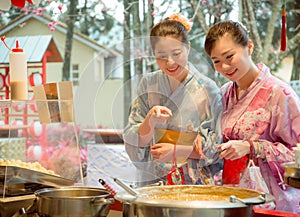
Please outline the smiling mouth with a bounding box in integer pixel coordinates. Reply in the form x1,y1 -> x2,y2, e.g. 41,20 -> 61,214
167,65 -> 180,73
226,69 -> 237,76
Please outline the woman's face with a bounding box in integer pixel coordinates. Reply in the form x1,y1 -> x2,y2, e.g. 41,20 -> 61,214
210,33 -> 252,82
154,36 -> 189,82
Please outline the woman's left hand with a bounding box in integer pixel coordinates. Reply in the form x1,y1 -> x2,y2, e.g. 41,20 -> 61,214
193,134 -> 204,158
217,140 -> 250,160
150,143 -> 174,162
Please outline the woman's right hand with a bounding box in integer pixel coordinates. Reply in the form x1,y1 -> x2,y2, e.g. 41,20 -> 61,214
138,106 -> 172,147
147,105 -> 172,127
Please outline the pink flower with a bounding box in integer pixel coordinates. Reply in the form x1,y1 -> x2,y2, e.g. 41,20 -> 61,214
282,87 -> 291,96
58,5 -> 63,12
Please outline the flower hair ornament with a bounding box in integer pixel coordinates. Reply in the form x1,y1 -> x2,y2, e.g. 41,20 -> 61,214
168,13 -> 193,33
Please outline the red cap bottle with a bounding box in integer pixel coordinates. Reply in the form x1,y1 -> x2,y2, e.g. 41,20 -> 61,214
9,40 -> 28,100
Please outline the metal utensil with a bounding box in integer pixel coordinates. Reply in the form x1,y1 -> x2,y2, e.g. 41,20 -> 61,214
113,178 -> 139,196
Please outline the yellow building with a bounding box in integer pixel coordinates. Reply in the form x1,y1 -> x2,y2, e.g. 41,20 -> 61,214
0,13 -> 124,128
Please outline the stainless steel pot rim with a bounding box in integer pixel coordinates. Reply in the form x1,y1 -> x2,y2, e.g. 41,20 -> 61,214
115,185 -> 274,208
115,192 -> 275,208
35,186 -> 111,199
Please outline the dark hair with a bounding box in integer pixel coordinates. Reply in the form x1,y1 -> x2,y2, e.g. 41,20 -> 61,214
204,20 -> 249,56
150,19 -> 189,52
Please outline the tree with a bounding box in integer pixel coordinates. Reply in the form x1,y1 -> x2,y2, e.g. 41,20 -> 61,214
123,0 -> 131,125
243,0 -> 300,77
62,0 -> 78,81
188,0 -> 300,81
122,0 -> 155,124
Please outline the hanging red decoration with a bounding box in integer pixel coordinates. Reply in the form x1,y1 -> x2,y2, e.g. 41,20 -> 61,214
5,74 -> 9,87
29,72 -> 42,86
29,120 -> 43,137
27,145 -> 42,161
29,96 -> 38,112
0,74 -> 5,89
280,1 -> 286,52
0,0 -> 40,11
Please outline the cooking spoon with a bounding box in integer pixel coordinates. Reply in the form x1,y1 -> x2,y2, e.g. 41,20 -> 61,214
113,177 -> 139,197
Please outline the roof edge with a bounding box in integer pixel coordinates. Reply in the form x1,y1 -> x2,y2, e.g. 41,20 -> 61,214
0,13 -> 121,57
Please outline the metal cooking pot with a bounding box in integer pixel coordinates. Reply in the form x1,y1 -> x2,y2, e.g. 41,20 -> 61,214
115,185 -> 274,217
34,187 -> 114,217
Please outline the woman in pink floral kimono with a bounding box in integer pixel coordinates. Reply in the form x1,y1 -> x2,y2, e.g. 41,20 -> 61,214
204,20 -> 300,213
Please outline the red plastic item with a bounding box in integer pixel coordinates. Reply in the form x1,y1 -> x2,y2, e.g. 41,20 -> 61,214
11,0 -> 34,8
253,207 -> 299,217
109,196 -> 123,212
12,40 -> 23,52
222,155 -> 248,184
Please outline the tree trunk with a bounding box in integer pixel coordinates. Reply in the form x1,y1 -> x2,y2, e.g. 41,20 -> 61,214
132,0 -> 143,76
269,32 -> 300,70
81,0 -> 89,36
146,0 -> 155,73
123,0 -> 132,126
189,0 -> 209,33
62,0 -> 78,81
262,0 -> 281,63
243,0 -> 263,63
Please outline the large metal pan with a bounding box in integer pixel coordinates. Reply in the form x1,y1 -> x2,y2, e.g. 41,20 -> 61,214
115,185 -> 274,217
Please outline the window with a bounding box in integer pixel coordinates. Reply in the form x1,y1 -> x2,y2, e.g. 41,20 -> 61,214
104,56 -> 123,78
71,64 -> 79,86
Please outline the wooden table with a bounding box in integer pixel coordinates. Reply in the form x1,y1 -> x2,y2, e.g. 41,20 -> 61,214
83,129 -> 123,144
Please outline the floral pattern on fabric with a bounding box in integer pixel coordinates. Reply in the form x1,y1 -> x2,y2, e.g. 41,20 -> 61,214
221,63 -> 300,213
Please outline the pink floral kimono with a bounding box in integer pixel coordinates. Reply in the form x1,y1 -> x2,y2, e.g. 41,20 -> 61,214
221,63 -> 300,213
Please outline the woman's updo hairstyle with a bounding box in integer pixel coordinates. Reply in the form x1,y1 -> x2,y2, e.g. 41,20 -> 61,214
204,20 -> 249,56
150,13 -> 192,52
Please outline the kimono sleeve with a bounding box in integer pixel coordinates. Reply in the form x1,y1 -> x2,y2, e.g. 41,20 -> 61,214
198,77 -> 223,166
262,86 -> 300,184
123,76 -> 152,164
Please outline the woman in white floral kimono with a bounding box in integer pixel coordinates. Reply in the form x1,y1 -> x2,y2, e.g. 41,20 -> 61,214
205,20 -> 300,213
123,14 -> 222,186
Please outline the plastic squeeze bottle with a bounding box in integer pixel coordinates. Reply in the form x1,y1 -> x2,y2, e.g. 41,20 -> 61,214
9,40 -> 28,100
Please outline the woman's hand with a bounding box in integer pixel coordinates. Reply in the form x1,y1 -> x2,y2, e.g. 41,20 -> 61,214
150,143 -> 174,162
217,140 -> 250,160
147,106 -> 172,126
138,106 -> 172,147
193,134 -> 204,158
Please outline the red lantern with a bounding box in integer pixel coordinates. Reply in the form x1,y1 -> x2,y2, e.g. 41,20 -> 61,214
0,74 -> 5,89
27,145 -> 42,161
5,74 -> 9,87
29,121 -> 43,137
29,73 -> 42,86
